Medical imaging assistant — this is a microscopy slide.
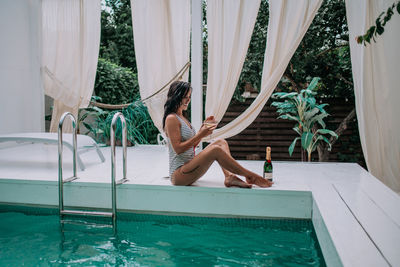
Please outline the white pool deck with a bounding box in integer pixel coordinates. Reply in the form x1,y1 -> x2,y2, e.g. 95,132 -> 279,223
0,142 -> 399,267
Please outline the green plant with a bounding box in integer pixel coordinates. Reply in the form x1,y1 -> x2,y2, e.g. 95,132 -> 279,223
271,77 -> 338,161
121,102 -> 159,145
79,98 -> 158,145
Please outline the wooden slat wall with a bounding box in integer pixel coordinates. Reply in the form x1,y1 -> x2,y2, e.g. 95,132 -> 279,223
219,98 -> 363,162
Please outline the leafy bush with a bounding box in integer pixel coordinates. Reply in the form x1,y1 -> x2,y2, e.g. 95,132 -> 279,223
122,102 -> 159,144
94,58 -> 140,105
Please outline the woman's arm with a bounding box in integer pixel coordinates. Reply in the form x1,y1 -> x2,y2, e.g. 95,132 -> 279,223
165,115 -> 215,154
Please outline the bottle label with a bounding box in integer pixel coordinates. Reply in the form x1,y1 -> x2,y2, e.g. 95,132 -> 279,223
263,172 -> 272,181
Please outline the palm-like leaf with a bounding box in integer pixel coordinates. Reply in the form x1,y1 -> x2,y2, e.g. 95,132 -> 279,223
301,132 -> 314,150
311,135 -> 324,153
304,107 -> 320,121
289,137 -> 300,156
272,92 -> 298,99
306,77 -> 320,91
309,113 -> 329,128
277,114 -> 300,123
316,128 -> 338,138
320,135 -> 332,151
304,97 -> 316,108
293,126 -> 302,136
316,103 -> 329,113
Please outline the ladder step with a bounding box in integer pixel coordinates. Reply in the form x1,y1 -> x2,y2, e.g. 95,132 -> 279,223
63,176 -> 78,183
116,178 -> 129,185
60,219 -> 113,229
61,209 -> 113,218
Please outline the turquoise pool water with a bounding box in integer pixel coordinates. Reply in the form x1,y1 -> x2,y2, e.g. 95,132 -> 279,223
0,207 -> 325,266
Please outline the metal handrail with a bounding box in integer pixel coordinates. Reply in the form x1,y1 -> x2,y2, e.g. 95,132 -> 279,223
110,112 -> 129,227
58,112 -> 79,214
57,112 -> 128,232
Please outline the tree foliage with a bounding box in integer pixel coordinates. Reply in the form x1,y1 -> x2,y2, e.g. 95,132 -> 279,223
236,0 -> 353,100
100,0 -> 137,72
94,58 -> 140,105
285,0 -> 352,98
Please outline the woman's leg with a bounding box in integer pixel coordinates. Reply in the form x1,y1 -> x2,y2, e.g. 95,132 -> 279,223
211,139 -> 233,176
172,140 -> 272,188
208,139 -> 272,187
209,139 -> 252,188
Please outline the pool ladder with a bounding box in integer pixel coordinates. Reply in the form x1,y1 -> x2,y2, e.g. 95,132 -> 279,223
58,112 -> 128,229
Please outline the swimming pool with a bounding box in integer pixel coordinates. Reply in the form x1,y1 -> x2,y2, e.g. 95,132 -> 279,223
0,206 -> 325,266
2,153 -> 396,266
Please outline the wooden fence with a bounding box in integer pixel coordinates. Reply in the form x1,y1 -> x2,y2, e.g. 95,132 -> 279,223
219,97 -> 364,164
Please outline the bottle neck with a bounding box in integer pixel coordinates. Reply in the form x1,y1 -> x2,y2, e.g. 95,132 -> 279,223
266,148 -> 271,161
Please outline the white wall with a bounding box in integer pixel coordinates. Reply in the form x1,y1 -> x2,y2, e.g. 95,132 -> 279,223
0,0 -> 44,134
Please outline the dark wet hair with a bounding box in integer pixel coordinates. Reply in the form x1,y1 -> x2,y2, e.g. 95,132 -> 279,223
162,81 -> 192,129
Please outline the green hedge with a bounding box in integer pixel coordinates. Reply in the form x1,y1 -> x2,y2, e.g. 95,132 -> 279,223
85,58 -> 159,144
94,58 -> 140,104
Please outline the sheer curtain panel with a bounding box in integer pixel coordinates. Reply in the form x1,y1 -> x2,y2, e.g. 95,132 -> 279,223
131,0 -> 191,133
41,0 -> 100,132
346,0 -> 400,192
205,0 -> 261,126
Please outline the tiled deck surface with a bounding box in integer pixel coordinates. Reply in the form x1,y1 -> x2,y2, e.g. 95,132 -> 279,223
0,142 -> 399,267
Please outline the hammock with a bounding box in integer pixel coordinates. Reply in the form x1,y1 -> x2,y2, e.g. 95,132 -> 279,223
90,62 -> 191,110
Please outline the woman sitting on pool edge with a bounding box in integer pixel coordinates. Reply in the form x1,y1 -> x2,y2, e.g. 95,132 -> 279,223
163,81 -> 273,188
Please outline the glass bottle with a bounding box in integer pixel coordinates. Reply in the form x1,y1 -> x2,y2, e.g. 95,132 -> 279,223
263,147 -> 273,181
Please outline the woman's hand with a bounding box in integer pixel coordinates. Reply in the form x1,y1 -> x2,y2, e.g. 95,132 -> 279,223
198,115 -> 218,138
198,123 -> 216,138
203,116 -> 218,129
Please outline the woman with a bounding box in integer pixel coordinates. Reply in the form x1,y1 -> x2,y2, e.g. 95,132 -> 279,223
163,81 -> 273,188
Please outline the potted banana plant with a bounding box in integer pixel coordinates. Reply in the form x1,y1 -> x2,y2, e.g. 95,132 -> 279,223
271,77 -> 338,162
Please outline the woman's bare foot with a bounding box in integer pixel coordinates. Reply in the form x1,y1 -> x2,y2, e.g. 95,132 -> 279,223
224,175 -> 252,188
246,174 -> 273,188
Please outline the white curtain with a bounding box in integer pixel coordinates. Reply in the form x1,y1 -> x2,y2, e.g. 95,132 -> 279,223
207,0 -> 322,140
131,0 -> 191,133
205,0 -> 261,123
41,0 -> 101,132
346,0 -> 400,192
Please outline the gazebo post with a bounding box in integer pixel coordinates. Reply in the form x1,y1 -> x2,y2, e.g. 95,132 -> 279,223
191,0 -> 203,150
